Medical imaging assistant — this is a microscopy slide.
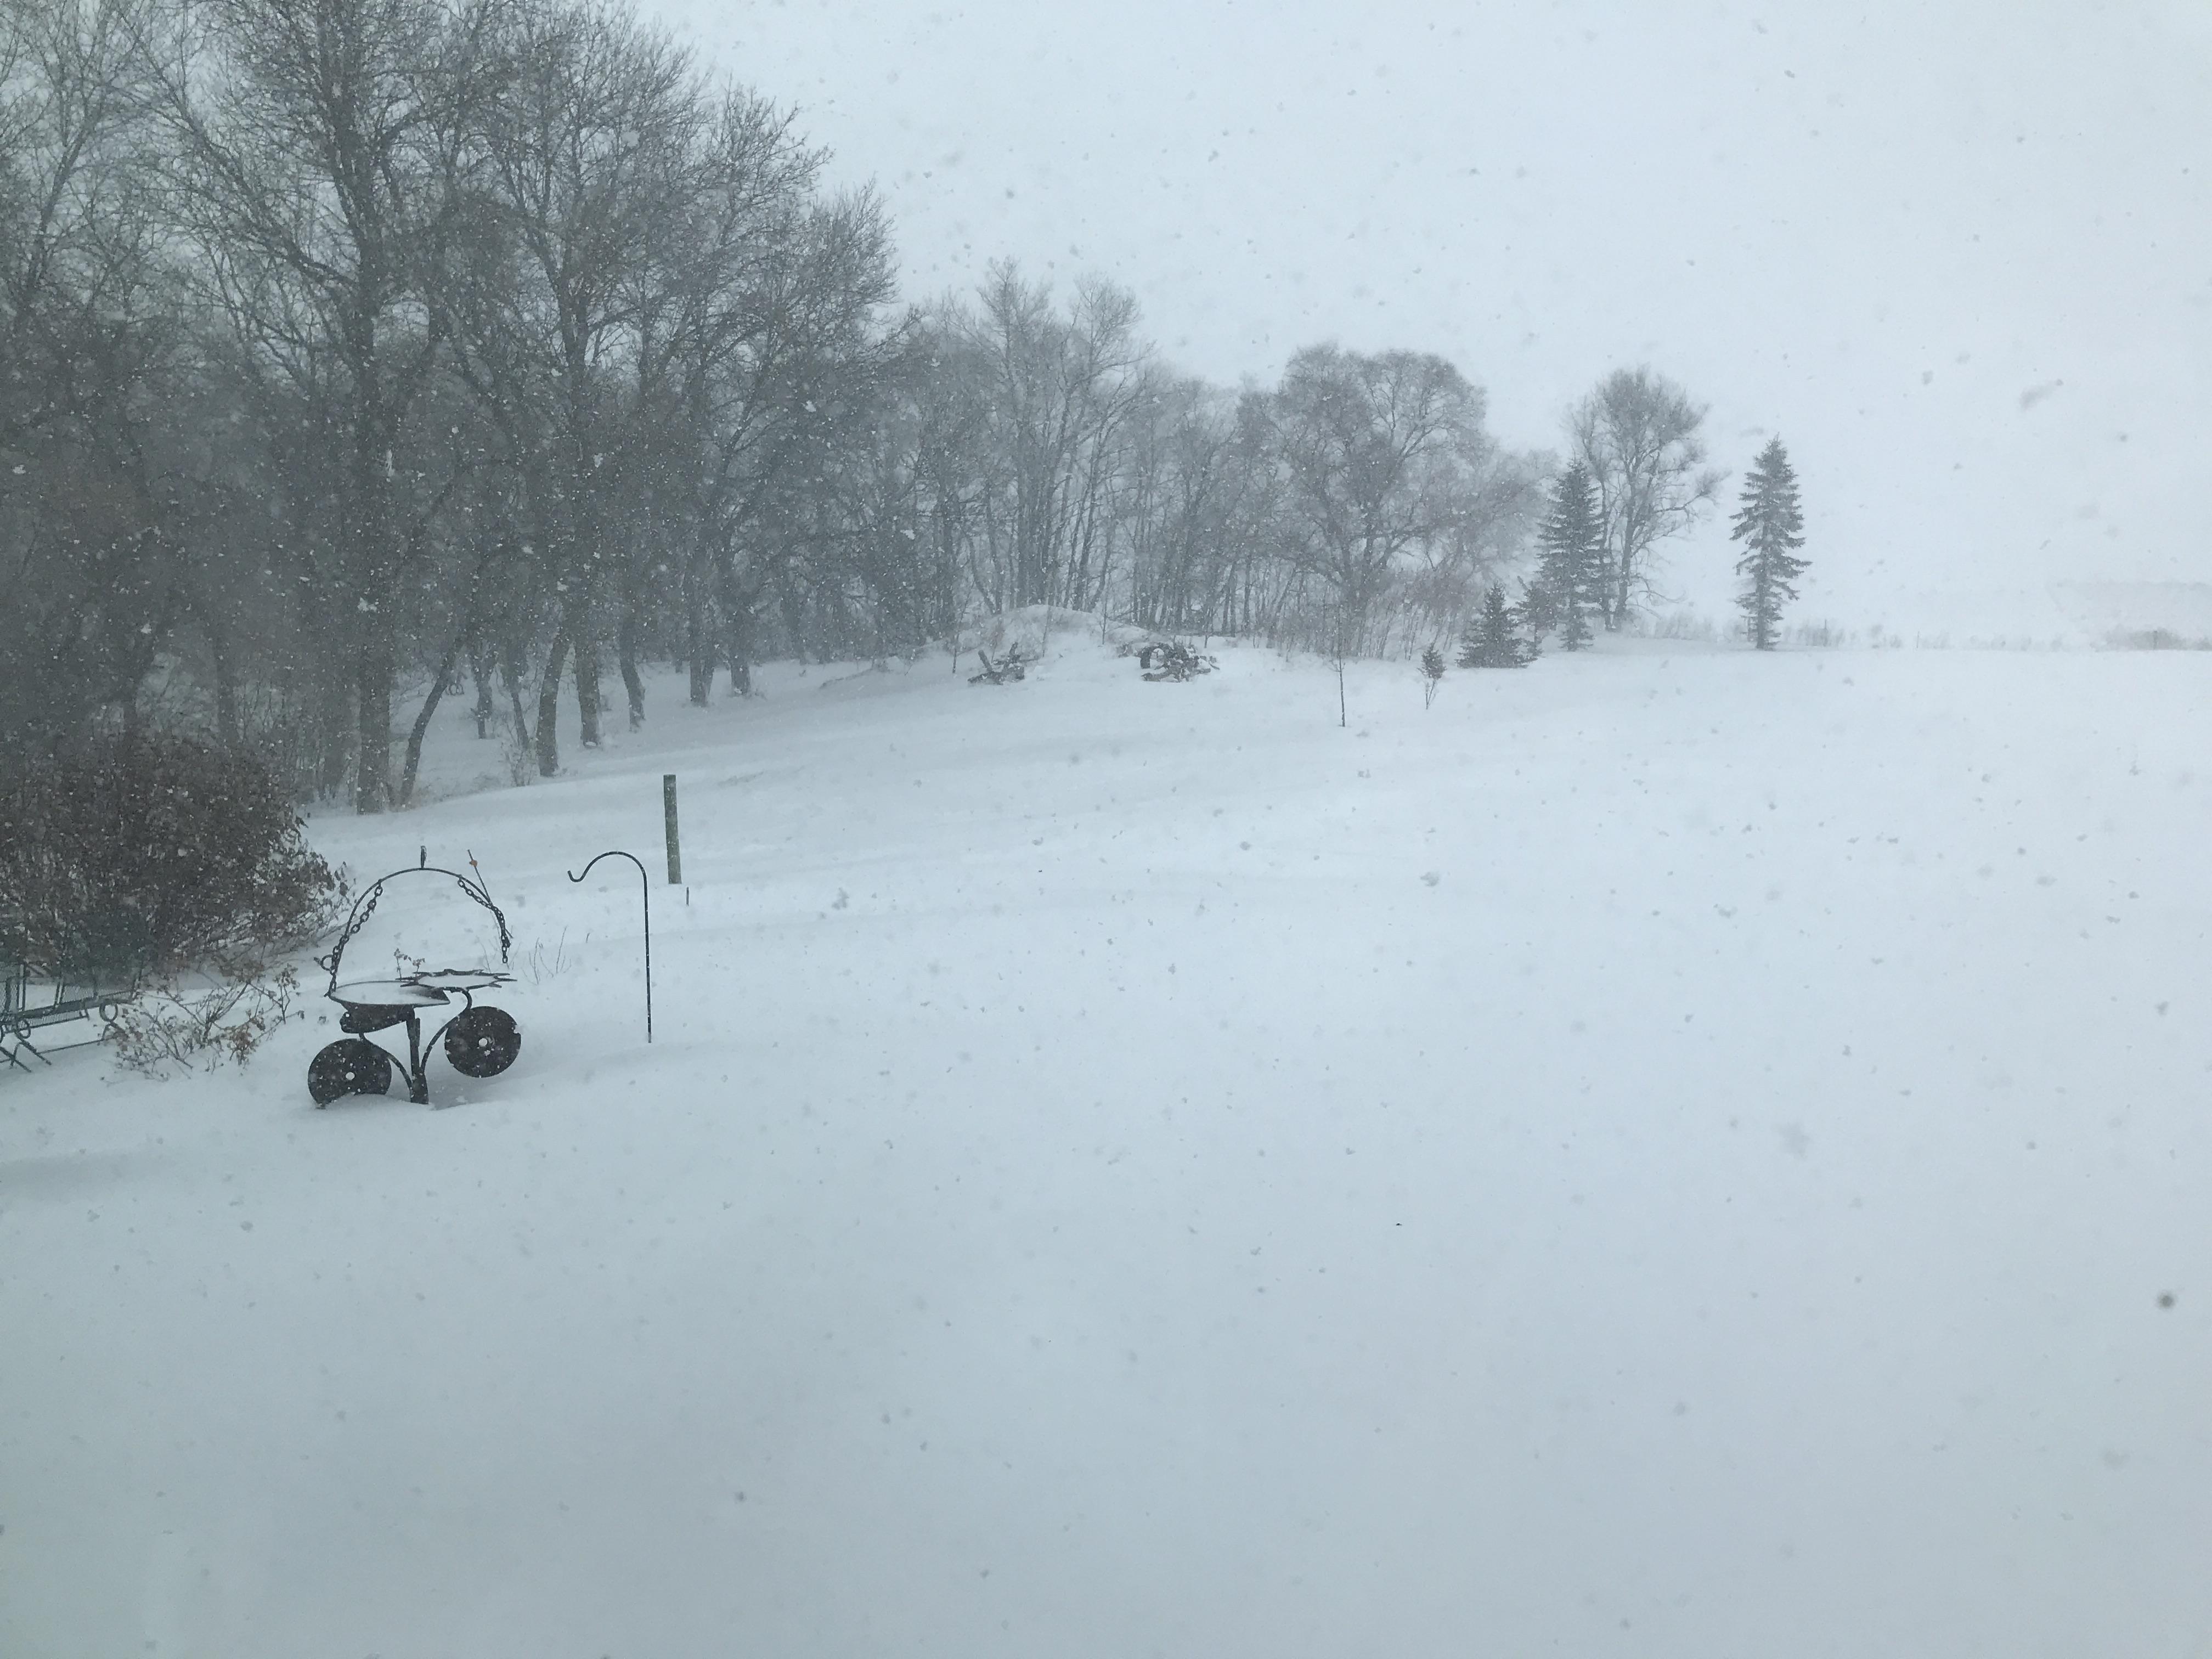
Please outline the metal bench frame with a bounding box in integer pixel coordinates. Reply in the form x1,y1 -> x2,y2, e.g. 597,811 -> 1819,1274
1,962 -> 133,1071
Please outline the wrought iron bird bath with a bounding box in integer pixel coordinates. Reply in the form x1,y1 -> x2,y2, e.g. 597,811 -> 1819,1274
308,864 -> 521,1107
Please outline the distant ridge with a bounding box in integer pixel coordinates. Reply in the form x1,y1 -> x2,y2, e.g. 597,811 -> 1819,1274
2050,581 -> 2212,645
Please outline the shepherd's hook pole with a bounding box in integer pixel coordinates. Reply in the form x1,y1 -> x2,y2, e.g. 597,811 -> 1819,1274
567,850 -> 652,1042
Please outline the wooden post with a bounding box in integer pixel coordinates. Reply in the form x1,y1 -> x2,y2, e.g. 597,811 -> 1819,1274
662,774 -> 682,884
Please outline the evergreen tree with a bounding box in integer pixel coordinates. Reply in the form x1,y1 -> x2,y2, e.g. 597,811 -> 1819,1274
1510,582 -> 1544,664
1419,644 -> 1446,707
1517,572 -> 1558,640
1730,437 -> 1808,650
1535,462 -> 1603,651
1458,584 -> 1532,668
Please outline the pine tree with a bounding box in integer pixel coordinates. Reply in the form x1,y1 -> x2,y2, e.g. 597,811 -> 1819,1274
1535,462 -> 1603,651
1458,584 -> 1531,668
1517,571 -> 1558,641
1419,644 -> 1446,708
1731,437 -> 1808,650
1510,583 -> 1543,664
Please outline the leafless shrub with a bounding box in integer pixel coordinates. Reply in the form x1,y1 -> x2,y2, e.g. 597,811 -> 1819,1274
105,964 -> 302,1076
1782,619 -> 1848,648
0,731 -> 348,985
1630,608 -> 1723,642
523,930 -> 582,986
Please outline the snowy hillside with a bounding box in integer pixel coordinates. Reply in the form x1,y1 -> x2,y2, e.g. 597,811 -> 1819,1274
5,630 -> 2209,1657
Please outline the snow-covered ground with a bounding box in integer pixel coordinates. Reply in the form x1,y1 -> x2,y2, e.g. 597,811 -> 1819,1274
5,627 -> 2209,1658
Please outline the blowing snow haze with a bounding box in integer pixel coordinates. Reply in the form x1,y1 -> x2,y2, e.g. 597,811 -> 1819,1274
670,0 -> 2212,630
8,0 -> 2212,1650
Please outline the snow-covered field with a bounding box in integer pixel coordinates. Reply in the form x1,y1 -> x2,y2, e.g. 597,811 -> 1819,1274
5,628 -> 2209,1658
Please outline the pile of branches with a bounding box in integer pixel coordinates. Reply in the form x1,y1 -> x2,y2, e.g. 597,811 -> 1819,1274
1134,640 -> 1217,682
969,644 -> 1035,685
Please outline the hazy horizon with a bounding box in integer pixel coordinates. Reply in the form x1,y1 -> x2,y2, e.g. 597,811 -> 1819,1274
653,0 -> 2211,633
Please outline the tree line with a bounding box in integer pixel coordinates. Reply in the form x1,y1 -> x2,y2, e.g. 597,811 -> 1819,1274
2,0 -> 1758,813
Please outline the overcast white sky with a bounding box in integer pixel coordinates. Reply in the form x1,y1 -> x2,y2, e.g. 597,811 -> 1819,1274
653,0 -> 2210,631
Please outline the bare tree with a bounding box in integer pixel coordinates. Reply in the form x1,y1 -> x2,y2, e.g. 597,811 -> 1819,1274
900,319 -> 992,651
1124,375 -> 1225,631
1387,441 -> 1545,654
464,0 -> 701,767
150,0 -> 502,811
661,173 -> 895,699
0,0 -> 184,764
960,263 -> 1146,612
1255,345 -> 1487,661
1567,366 -> 1722,629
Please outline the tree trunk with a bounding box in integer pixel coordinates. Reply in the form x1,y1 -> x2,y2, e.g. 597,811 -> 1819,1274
500,636 -> 534,775
684,556 -> 715,705
727,599 -> 753,696
780,586 -> 806,663
355,630 -> 393,813
470,637 -> 495,738
572,588 -> 602,747
347,383 -> 399,812
687,624 -> 714,703
317,671 -> 354,799
209,619 -> 240,747
617,584 -> 645,729
535,630 -> 571,776
398,633 -> 466,806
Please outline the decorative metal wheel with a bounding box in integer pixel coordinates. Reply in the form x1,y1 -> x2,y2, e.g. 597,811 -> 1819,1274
443,1005 -> 521,1078
309,1038 -> 393,1105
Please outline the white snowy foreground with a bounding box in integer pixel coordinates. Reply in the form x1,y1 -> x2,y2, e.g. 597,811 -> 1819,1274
4,626 -> 2209,1658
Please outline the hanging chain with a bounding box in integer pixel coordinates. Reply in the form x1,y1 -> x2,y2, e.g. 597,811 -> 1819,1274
320,866 -> 512,981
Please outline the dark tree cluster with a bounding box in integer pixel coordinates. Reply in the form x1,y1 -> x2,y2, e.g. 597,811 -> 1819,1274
1,0 -> 1781,816
2,0 -> 895,805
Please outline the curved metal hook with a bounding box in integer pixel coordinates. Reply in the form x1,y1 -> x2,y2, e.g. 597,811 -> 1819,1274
568,849 -> 646,888
568,850 -> 652,1043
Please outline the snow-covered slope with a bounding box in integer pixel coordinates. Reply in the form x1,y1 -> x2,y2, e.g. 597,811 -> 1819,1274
5,630 -> 2209,1657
